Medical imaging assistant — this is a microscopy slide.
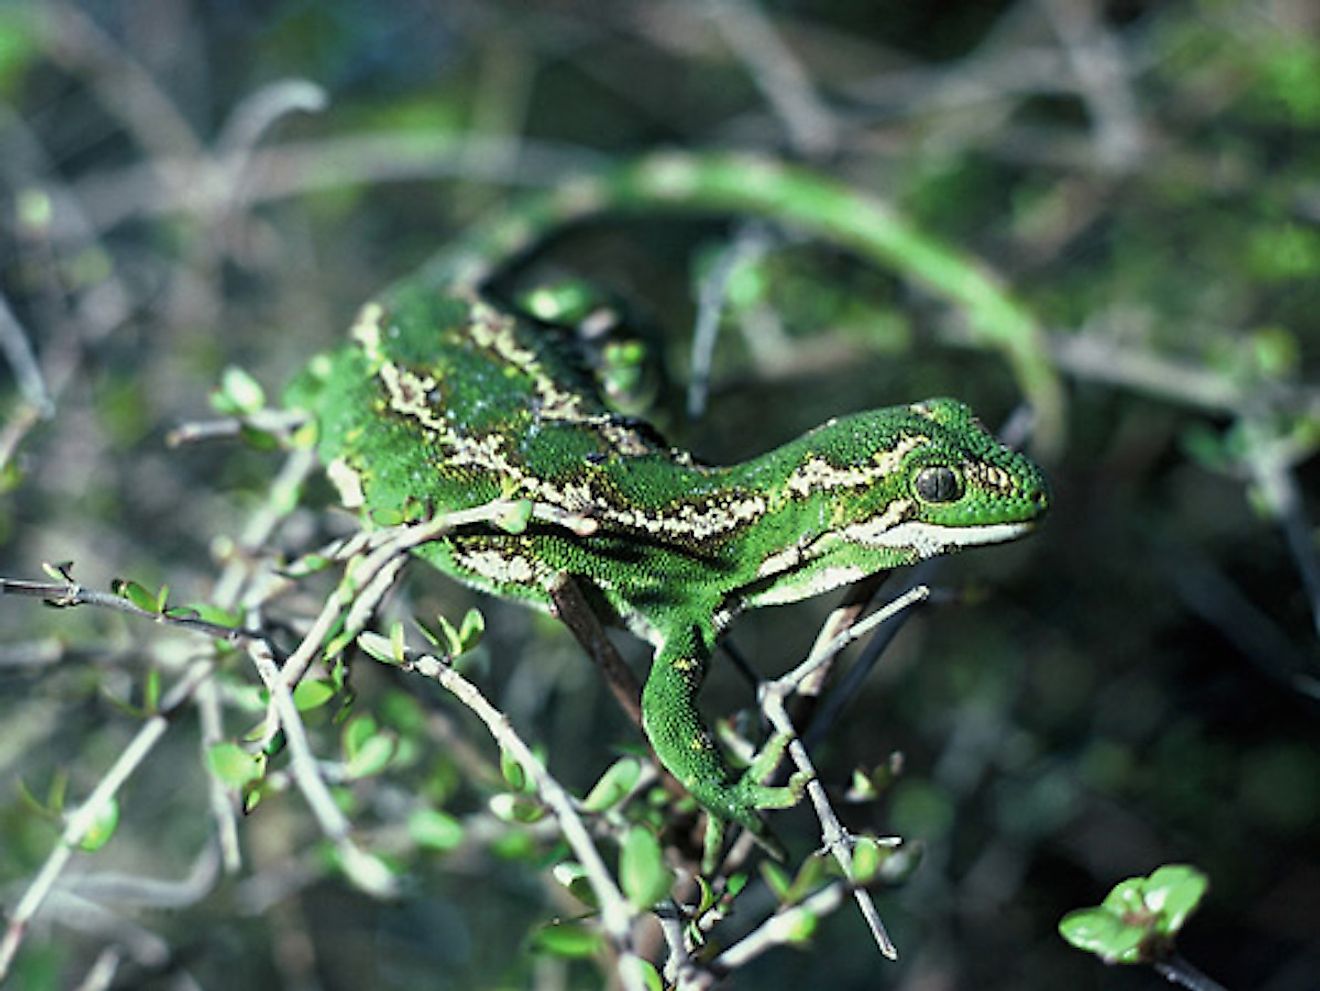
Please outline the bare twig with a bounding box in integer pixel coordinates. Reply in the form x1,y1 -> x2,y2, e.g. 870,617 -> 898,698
1237,416 -> 1320,643
215,79 -> 329,160
1039,0 -> 1145,172
246,640 -> 398,898
71,134 -> 611,235
1153,953 -> 1231,991
389,645 -> 647,991
549,575 -> 645,727
38,3 -> 202,163
709,881 -> 846,976
0,660 -> 214,982
757,584 -> 933,961
165,409 -> 309,447
0,292 -> 53,417
687,221 -> 774,419
64,843 -> 221,909
703,0 -> 838,156
0,576 -> 244,642
72,946 -> 121,991
1048,328 -> 1320,416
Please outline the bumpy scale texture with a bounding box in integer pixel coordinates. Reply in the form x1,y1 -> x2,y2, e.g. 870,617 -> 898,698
287,275 -> 1049,850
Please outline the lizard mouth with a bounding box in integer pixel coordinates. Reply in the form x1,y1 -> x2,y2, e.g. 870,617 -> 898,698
866,519 -> 1038,558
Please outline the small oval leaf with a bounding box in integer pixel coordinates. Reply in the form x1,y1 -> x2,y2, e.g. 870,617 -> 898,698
76,797 -> 120,852
407,807 -> 465,852
620,826 -> 673,908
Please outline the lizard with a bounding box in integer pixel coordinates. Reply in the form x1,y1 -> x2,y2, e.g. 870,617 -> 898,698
283,152 -> 1051,863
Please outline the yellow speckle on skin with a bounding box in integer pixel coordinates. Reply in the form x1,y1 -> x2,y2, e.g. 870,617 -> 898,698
784,435 -> 925,498
839,498 -> 913,545
351,301 -> 384,354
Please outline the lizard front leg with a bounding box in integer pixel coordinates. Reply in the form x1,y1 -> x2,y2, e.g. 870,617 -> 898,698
640,626 -> 806,868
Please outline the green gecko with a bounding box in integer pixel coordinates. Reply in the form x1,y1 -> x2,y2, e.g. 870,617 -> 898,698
285,153 -> 1050,861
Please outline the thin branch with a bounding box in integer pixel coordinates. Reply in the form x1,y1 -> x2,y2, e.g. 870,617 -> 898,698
704,0 -> 838,157
165,409 -> 309,447
70,134 -> 611,235
0,577 -> 245,642
38,2 -> 202,163
708,881 -> 846,977
63,842 -> 221,909
0,292 -> 53,417
756,584 -> 933,962
389,645 -> 647,991
1239,415 -> 1320,642
0,660 -> 214,983
245,640 -> 398,898
549,575 -> 645,727
1153,953 -> 1231,991
1048,327 -> 1320,417
214,79 -> 328,160
1039,0 -> 1146,172
71,946 -> 121,991
686,221 -> 774,419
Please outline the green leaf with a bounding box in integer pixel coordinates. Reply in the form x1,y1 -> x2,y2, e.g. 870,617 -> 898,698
495,499 -> 534,534
14,775 -> 61,820
489,793 -> 547,824
342,715 -> 377,760
1059,864 -> 1210,965
41,560 -> 74,583
212,365 -> 267,415
624,956 -> 664,991
389,621 -> 407,661
336,846 -> 399,898
850,835 -> 883,884
143,668 -> 161,713
345,731 -> 396,779
784,907 -> 819,945
112,578 -> 159,613
552,860 -> 600,909
435,615 -> 462,656
458,608 -> 485,651
760,860 -> 791,902
529,922 -> 604,959
292,679 -> 336,712
189,603 -> 241,629
426,612 -> 473,658
76,797 -> 120,852
781,852 -> 828,906
154,583 -> 170,613
1144,865 -> 1209,935
500,747 -> 527,791
407,807 -> 465,852
582,757 -> 642,812
207,742 -> 264,789
1059,907 -> 1147,964
357,631 -> 397,665
620,826 -> 673,908
725,871 -> 749,898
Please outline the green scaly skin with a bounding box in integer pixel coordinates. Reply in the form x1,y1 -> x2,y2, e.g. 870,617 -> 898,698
285,153 -> 1051,860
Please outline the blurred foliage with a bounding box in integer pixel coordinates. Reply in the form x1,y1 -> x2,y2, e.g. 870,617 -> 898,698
1,1 -> 1319,989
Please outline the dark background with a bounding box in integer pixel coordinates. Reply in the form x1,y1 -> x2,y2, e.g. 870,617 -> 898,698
1,1 -> 1318,989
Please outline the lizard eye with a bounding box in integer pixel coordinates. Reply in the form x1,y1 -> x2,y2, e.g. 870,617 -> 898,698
914,465 -> 962,503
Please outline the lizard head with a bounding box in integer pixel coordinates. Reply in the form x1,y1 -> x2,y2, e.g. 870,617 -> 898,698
832,396 -> 1050,558
741,397 -> 1049,606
